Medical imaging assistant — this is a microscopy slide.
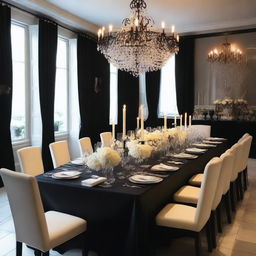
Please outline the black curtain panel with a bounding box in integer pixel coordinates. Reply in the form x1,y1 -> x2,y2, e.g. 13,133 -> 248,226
175,37 -> 195,115
0,4 -> 15,186
38,19 -> 57,171
145,71 -> 161,127
117,71 -> 139,132
77,35 -> 110,145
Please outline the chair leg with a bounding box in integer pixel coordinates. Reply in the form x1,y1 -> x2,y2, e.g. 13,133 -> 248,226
42,252 -> 49,256
194,231 -> 202,256
239,173 -> 244,200
82,232 -> 89,256
16,241 -> 22,256
216,205 -> 222,233
230,182 -> 236,212
243,168 -> 248,191
34,250 -> 41,256
236,178 -> 241,201
210,211 -> 216,249
224,192 -> 232,224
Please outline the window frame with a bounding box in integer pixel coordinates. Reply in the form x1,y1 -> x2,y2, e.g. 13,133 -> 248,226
54,36 -> 70,137
11,20 -> 31,145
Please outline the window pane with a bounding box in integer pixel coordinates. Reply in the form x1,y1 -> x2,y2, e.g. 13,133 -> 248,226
54,38 -> 68,133
56,38 -> 67,68
109,64 -> 118,124
11,24 -> 26,141
158,56 -> 179,117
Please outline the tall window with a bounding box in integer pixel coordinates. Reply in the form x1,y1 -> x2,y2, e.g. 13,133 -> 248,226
158,55 -> 179,117
54,37 -> 68,134
109,63 -> 118,124
11,23 -> 27,141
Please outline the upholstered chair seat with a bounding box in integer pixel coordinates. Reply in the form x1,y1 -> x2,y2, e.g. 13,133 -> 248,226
189,173 -> 203,186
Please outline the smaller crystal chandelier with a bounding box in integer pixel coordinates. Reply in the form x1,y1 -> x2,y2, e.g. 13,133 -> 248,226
208,39 -> 243,64
97,0 -> 179,76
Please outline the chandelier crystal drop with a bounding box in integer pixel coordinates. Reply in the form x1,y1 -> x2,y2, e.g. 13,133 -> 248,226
207,39 -> 243,64
97,0 -> 179,77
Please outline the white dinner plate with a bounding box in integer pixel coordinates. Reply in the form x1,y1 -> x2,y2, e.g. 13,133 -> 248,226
151,164 -> 179,172
193,143 -> 216,148
206,137 -> 227,141
185,148 -> 207,154
52,171 -> 82,179
129,175 -> 163,184
172,153 -> 198,159
203,140 -> 223,145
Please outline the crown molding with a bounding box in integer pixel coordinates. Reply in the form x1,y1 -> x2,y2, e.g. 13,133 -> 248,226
7,0 -> 99,34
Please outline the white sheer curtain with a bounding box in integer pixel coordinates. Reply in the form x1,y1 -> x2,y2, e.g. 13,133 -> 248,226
68,39 -> 80,159
139,73 -> 149,120
29,25 -> 42,147
109,67 -> 149,124
158,55 -> 179,117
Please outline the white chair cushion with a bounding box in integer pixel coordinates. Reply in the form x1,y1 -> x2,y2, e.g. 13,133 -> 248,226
174,186 -> 200,205
46,211 -> 87,249
189,174 -> 203,186
156,203 -> 197,231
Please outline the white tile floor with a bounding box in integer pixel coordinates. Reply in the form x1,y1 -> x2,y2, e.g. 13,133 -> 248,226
0,159 -> 256,256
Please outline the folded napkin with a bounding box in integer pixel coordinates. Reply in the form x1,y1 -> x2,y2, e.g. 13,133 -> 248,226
81,177 -> 107,187
71,157 -> 84,165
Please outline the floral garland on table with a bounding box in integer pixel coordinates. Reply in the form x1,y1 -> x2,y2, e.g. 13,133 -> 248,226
126,140 -> 153,159
86,147 -> 121,171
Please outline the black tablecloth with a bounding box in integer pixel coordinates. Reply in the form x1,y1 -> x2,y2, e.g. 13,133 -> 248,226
37,143 -> 226,256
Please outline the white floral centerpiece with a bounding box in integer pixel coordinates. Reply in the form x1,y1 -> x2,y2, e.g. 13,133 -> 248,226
86,147 -> 121,171
127,140 -> 153,159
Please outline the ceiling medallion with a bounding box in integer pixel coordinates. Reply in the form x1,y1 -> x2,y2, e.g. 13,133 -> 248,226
208,39 -> 243,64
97,0 -> 179,76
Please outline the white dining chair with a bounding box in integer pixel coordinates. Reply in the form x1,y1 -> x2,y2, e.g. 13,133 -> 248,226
189,125 -> 211,139
237,135 -> 253,198
156,157 -> 222,255
49,140 -> 71,168
17,146 -> 44,176
100,132 -> 112,148
79,137 -> 93,157
0,168 -> 88,256
174,152 -> 233,248
189,143 -> 240,212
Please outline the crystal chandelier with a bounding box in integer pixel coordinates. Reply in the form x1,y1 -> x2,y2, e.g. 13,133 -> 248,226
207,39 -> 243,64
97,0 -> 179,76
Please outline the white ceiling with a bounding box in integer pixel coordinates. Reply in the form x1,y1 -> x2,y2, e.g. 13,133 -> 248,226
11,0 -> 256,34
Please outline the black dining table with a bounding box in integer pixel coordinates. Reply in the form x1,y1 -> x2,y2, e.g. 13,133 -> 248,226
37,143 -> 226,256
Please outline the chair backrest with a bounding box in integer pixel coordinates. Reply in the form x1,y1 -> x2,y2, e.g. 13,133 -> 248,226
190,125 -> 211,138
49,140 -> 71,168
230,143 -> 241,182
100,132 -> 112,148
211,151 -> 233,210
238,133 -> 249,143
194,157 -> 222,231
17,146 -> 44,176
221,149 -> 235,195
0,168 -> 49,251
240,135 -> 253,170
79,137 -> 93,156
